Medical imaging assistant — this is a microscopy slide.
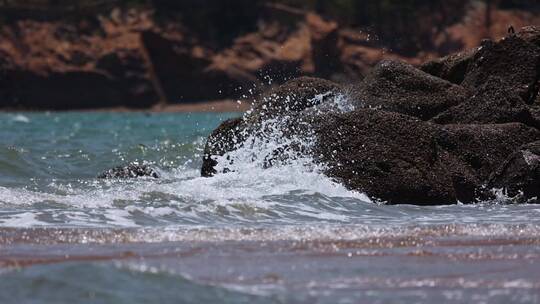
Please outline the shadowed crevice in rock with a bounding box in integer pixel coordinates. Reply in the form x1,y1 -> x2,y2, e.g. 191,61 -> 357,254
489,141 -> 540,203
420,48 -> 477,85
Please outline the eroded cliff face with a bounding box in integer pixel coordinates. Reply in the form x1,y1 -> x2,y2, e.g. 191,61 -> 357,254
0,8 -> 367,109
0,3 -> 539,109
0,9 -> 157,109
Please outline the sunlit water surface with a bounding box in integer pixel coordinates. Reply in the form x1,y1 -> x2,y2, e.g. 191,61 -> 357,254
0,112 -> 539,304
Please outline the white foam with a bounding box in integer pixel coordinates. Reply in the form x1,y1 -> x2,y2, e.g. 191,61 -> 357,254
11,114 -> 30,123
0,94 -> 381,227
208,92 -> 364,199
522,150 -> 539,166
103,209 -> 138,227
0,212 -> 48,227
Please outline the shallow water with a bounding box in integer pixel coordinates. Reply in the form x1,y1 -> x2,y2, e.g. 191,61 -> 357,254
0,112 -> 539,303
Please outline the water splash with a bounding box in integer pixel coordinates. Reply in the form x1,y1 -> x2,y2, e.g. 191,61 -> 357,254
212,92 -> 357,186
0,108 -> 537,229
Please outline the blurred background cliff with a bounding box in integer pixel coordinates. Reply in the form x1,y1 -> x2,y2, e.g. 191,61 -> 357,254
0,0 -> 538,110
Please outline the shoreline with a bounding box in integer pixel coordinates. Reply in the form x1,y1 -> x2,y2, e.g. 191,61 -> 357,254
0,99 -> 251,113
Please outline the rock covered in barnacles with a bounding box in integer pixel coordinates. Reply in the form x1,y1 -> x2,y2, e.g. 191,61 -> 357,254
350,60 -> 468,120
460,35 -> 540,103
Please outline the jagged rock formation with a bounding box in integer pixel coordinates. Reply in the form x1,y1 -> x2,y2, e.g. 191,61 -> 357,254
202,26 -> 540,205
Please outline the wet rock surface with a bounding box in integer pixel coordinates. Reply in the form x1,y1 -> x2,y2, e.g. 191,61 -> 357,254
313,109 -> 456,205
313,112 -> 539,205
489,141 -> 540,203
201,76 -> 343,177
201,26 -> 540,205
247,77 -> 342,122
201,117 -> 245,177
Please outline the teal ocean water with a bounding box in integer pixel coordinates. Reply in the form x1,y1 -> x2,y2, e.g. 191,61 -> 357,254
1,112 -> 540,303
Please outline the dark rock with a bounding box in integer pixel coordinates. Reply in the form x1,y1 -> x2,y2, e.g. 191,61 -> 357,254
201,77 -> 342,177
201,117 -> 245,177
350,60 -> 468,120
437,123 -> 540,181
488,141 -> 540,203
313,109 -> 458,205
420,47 -> 477,84
313,109 -> 540,204
202,75 -> 540,205
533,106 -> 540,122
432,77 -> 540,129
313,113 -> 535,204
247,76 -> 342,123
98,163 -> 160,179
201,33 -> 540,205
461,36 -> 540,102
516,26 -> 540,48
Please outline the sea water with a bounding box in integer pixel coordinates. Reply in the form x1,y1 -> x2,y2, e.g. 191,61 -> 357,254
0,111 -> 539,303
